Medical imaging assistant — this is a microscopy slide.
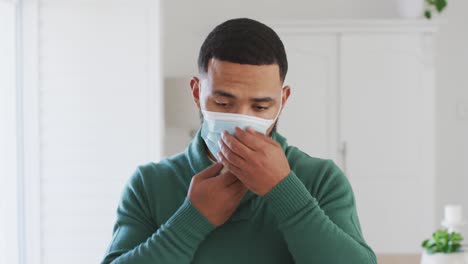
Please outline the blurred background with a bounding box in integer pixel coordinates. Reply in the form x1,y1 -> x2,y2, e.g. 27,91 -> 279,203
1,0 -> 467,263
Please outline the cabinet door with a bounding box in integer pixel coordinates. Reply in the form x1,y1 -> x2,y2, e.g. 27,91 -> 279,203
276,34 -> 339,160
340,34 -> 435,253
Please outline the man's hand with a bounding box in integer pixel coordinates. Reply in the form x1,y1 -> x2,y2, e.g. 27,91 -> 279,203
188,163 -> 248,227
217,127 -> 291,196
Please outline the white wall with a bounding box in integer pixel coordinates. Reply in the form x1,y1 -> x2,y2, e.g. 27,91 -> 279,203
0,2 -> 19,263
435,0 -> 468,237
19,0 -> 163,263
164,77 -> 200,156
162,0 -> 396,77
162,0 -> 468,253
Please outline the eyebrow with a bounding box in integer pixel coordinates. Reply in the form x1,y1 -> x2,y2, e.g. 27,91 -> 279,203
213,90 -> 274,103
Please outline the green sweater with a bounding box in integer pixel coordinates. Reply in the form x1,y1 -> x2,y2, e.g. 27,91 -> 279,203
102,129 -> 377,264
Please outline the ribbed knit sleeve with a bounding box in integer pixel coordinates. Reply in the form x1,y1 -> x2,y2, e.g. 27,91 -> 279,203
264,160 -> 377,264
101,167 -> 215,264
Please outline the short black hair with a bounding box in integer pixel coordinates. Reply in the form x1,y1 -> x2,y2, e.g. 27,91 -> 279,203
198,18 -> 288,82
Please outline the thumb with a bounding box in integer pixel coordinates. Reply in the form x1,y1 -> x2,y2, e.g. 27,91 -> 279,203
195,162 -> 224,180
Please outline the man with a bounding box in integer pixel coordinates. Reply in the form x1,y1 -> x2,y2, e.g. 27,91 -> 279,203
102,18 -> 377,264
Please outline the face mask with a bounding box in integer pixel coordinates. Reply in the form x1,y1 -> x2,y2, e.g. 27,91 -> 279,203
200,90 -> 283,161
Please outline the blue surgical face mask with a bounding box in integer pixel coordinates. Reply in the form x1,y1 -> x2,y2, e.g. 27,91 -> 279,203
200,90 -> 283,161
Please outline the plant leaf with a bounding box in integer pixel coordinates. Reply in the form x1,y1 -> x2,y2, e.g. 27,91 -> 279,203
422,229 -> 464,253
422,239 -> 430,248
451,233 -> 464,242
425,10 -> 432,19
435,0 -> 447,12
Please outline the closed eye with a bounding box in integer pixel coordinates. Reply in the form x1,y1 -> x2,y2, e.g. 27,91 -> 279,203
254,105 -> 268,111
215,101 -> 230,107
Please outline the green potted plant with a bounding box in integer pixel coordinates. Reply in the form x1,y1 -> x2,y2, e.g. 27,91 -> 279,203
425,0 -> 448,19
396,0 -> 448,19
420,229 -> 466,264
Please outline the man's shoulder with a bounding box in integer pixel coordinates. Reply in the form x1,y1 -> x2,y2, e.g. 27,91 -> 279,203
285,145 -> 332,174
285,145 -> 349,194
131,151 -> 191,188
119,152 -> 191,227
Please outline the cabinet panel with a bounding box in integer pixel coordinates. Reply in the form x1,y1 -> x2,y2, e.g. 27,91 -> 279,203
340,34 -> 435,253
277,34 -> 339,160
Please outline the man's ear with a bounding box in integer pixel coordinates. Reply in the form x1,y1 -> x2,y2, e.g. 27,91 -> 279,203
190,77 -> 201,109
281,85 -> 291,111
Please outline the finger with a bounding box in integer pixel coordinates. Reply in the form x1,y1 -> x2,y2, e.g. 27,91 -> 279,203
235,185 -> 249,198
195,162 -> 224,180
227,179 -> 245,194
234,127 -> 267,151
218,151 -> 243,175
231,182 -> 249,201
246,127 -> 279,147
219,139 -> 246,167
226,177 -> 242,188
211,170 -> 238,187
222,130 -> 254,159
220,157 -> 245,182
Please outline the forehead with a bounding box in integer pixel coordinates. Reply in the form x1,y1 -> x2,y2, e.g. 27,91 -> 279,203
204,58 -> 282,95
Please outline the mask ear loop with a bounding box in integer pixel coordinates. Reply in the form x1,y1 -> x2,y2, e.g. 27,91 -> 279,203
262,89 -> 283,137
199,79 -> 209,113
271,89 -> 284,122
